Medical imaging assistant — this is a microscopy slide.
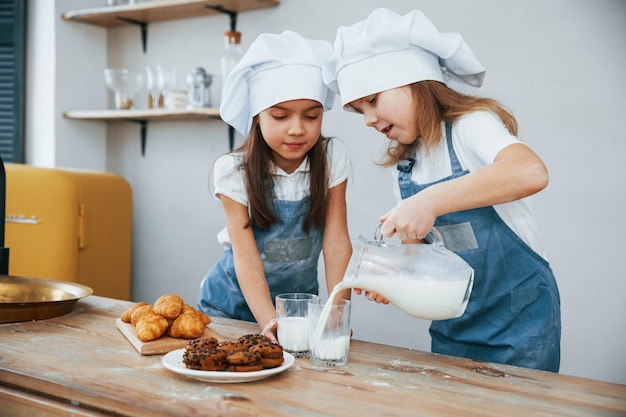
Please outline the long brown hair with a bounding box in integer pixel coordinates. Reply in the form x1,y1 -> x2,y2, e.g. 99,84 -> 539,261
235,117 -> 330,233
379,80 -> 518,167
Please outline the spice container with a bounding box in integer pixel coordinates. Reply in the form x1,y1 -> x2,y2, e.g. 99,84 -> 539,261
165,90 -> 187,110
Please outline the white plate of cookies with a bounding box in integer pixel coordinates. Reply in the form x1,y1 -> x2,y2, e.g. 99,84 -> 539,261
162,335 -> 295,383
162,349 -> 294,383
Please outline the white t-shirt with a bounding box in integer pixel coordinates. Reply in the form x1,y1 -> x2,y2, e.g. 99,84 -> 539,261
213,138 -> 351,247
391,111 -> 547,259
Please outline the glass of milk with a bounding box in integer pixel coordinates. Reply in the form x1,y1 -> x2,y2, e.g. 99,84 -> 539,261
308,298 -> 351,366
276,293 -> 318,358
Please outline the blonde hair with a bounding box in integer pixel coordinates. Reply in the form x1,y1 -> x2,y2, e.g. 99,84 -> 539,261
379,80 -> 518,167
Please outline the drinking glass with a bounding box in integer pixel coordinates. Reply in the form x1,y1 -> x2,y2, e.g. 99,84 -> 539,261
275,293 -> 318,358
308,298 -> 351,366
145,66 -> 160,109
104,68 -> 143,110
156,65 -> 177,109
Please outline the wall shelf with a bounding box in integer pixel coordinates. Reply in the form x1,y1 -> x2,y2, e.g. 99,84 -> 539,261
61,0 -> 280,27
61,0 -> 274,155
63,108 -> 220,121
61,0 -> 279,52
63,108 -> 222,156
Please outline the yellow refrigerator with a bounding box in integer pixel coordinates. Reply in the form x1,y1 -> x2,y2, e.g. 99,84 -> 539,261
4,164 -> 132,300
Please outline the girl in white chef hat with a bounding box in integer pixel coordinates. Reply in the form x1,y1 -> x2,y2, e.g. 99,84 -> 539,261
198,31 -> 352,342
323,8 -> 560,372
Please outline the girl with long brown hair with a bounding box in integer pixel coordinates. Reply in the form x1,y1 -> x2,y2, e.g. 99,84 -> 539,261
198,31 -> 352,343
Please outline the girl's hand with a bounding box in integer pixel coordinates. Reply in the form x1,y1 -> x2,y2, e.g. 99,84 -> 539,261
261,319 -> 279,344
379,193 -> 436,241
354,288 -> 389,304
379,143 -> 550,242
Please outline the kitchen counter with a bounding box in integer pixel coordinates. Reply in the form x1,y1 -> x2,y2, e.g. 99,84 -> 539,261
0,295 -> 624,417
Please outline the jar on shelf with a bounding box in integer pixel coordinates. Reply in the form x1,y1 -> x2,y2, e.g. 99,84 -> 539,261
186,67 -> 213,109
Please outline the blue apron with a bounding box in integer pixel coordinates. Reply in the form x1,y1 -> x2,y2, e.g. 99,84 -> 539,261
397,123 -> 561,372
198,195 -> 323,323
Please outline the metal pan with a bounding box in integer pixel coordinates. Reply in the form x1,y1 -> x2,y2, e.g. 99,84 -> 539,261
0,275 -> 93,323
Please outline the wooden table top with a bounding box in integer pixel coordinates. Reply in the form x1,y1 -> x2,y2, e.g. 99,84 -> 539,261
0,296 -> 624,417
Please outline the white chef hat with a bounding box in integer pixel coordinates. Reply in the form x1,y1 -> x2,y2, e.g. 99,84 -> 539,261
220,30 -> 335,136
323,8 -> 486,108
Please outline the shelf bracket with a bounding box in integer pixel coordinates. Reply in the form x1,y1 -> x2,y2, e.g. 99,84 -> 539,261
204,5 -> 238,31
127,119 -> 148,156
206,5 -> 238,151
228,126 -> 235,151
115,16 -> 148,53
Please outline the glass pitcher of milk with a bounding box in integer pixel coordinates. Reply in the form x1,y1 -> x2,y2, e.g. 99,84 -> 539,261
338,226 -> 474,320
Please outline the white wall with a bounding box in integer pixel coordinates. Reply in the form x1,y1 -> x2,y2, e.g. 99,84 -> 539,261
25,0 -> 55,166
30,0 -> 626,384
54,0 -> 108,170
27,0 -> 108,169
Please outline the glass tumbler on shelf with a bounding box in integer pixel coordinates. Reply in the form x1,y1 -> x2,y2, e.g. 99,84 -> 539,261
104,68 -> 143,110
145,66 -> 161,109
156,65 -> 177,109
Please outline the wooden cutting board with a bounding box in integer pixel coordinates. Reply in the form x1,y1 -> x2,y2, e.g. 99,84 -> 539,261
115,318 -> 226,355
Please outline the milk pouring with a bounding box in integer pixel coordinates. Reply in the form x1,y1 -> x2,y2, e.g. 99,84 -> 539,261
310,226 -> 474,366
339,226 -> 474,320
308,298 -> 351,366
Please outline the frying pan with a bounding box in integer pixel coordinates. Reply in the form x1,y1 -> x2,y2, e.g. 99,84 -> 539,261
0,156 -> 93,323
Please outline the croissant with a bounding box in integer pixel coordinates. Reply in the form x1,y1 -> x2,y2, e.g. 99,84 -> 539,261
153,294 -> 184,319
179,304 -> 210,324
181,304 -> 195,315
121,301 -> 148,323
130,304 -> 154,327
167,310 -> 206,339
198,309 -> 211,326
136,313 -> 169,342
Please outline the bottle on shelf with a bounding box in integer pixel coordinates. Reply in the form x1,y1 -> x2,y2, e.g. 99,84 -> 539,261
219,30 -> 243,105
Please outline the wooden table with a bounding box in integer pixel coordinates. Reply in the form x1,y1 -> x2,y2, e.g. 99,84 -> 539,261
0,296 -> 624,417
